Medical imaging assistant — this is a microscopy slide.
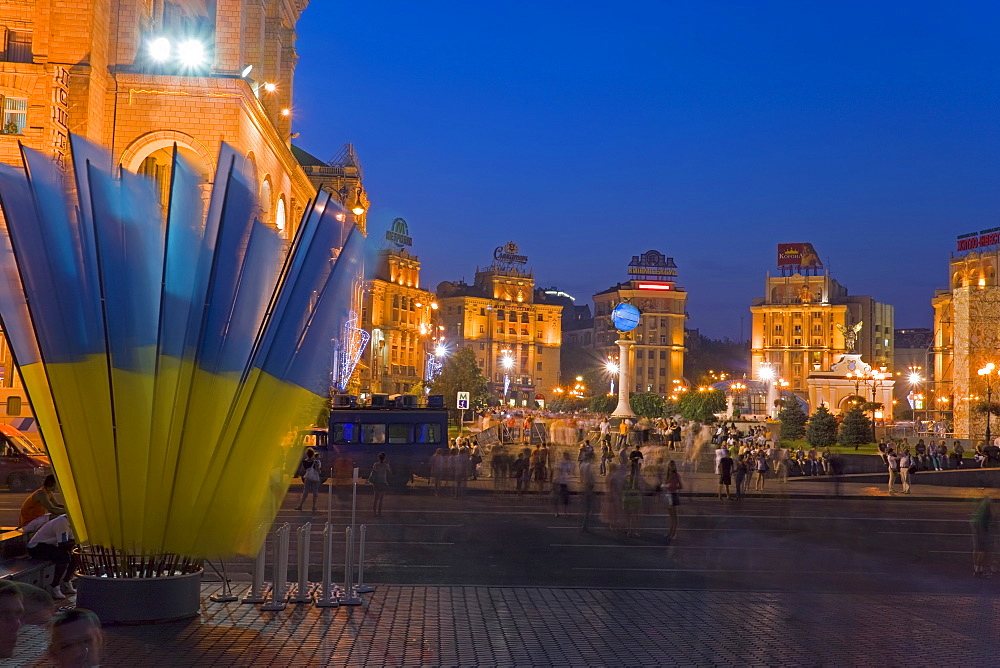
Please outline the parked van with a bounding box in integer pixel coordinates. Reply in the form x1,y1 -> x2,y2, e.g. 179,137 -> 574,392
0,424 -> 50,492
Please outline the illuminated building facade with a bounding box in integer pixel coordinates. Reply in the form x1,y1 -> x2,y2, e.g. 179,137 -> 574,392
593,251 -> 686,397
0,0 -> 322,421
435,243 -> 562,407
750,245 -> 893,403
930,232 -> 1000,438
359,219 -> 437,396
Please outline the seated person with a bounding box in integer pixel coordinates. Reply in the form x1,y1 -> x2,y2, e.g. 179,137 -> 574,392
26,513 -> 77,601
18,474 -> 64,530
49,608 -> 103,668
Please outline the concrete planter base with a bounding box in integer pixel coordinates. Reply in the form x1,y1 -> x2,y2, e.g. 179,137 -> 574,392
76,568 -> 203,625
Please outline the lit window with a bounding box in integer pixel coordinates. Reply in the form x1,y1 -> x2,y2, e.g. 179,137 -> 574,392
2,97 -> 26,134
274,197 -> 287,237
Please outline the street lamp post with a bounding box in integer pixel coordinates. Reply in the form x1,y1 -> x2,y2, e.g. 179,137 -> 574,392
978,363 -> 996,443
730,382 -> 746,418
500,349 -> 514,406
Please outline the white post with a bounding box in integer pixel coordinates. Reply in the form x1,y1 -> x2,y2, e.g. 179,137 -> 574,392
315,522 -> 339,607
241,539 -> 267,604
289,523 -> 313,603
262,523 -> 290,610
612,338 -> 636,417
338,526 -> 362,605
355,524 -> 375,593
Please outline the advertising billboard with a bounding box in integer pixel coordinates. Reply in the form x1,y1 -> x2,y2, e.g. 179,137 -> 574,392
777,243 -> 822,269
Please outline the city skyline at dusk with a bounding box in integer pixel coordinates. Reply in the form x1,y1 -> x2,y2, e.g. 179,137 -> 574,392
294,1 -> 1000,338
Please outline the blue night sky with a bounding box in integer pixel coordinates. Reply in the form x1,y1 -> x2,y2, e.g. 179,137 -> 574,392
293,1 -> 1000,340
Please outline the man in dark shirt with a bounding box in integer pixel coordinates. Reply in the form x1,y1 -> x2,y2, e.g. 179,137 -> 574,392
628,444 -> 644,478
718,453 -> 734,499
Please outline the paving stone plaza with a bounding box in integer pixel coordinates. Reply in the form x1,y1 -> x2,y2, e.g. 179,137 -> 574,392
4,583 -> 998,666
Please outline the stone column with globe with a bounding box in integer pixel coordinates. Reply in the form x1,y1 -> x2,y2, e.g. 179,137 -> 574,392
610,302 -> 641,417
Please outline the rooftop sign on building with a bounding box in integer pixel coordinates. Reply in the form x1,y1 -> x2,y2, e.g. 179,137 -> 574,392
956,227 -> 1000,253
628,250 -> 677,282
777,243 -> 823,270
385,217 -> 413,248
493,241 -> 528,269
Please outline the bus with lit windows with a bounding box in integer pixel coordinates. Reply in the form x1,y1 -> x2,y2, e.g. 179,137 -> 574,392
297,395 -> 448,489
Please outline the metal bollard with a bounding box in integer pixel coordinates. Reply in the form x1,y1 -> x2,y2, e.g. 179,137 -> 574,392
241,539 -> 268,604
338,526 -> 362,605
261,523 -> 290,610
355,524 -> 375,593
315,522 -> 339,607
289,523 -> 314,603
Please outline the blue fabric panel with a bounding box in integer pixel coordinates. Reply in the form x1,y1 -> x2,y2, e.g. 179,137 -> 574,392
158,149 -> 207,360
198,169 -> 256,374
0,159 -> 87,363
0,165 -> 41,366
86,165 -> 164,372
282,227 -> 366,395
213,221 -> 282,376
252,191 -> 331,360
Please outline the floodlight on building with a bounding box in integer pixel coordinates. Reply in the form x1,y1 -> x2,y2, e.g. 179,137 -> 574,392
435,344 -> 447,357
908,372 -> 922,385
177,39 -> 205,67
241,64 -> 253,78
263,82 -> 277,93
281,108 -> 291,116
758,363 -> 774,381
501,354 -> 514,371
149,37 -> 171,61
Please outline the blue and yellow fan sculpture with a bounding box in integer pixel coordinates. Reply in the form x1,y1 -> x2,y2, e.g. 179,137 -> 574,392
0,136 -> 364,570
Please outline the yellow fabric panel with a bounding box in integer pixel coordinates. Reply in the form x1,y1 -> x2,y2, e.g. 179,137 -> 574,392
107,363 -> 155,547
172,370 -> 322,558
42,358 -> 118,546
18,362 -> 88,543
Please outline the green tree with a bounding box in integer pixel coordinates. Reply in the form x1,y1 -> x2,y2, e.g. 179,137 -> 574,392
630,392 -> 665,419
838,406 -> 873,449
548,396 -> 588,413
677,388 -> 726,422
589,394 -> 616,414
806,404 -> 838,447
777,396 -> 807,441
428,346 -> 491,427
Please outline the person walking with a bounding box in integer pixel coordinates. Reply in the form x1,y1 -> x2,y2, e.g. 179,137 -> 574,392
579,451 -> 597,532
971,496 -> 993,578
295,448 -> 322,512
718,451 -> 734,500
553,452 -> 574,517
370,452 -> 391,516
512,452 -> 529,496
600,441 -> 611,476
663,460 -> 682,541
754,451 -> 769,492
887,449 -> 900,494
733,453 -> 748,501
899,449 -> 912,495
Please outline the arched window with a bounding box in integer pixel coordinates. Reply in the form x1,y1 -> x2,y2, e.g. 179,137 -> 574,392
275,196 -> 287,237
259,178 -> 272,223
136,144 -> 210,212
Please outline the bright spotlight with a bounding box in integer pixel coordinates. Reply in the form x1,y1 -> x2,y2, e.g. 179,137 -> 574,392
908,372 -> 922,385
177,40 -> 205,67
241,64 -> 253,78
605,361 -> 619,375
149,37 -> 171,61
435,344 -> 447,357
501,355 -> 514,371
281,108 -> 290,116
758,365 -> 774,381
263,82 -> 277,93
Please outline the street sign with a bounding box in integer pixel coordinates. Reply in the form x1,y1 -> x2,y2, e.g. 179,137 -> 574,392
457,392 -> 470,409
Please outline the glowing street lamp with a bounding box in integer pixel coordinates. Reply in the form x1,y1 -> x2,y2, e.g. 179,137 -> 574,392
177,39 -> 205,67
148,37 -> 171,61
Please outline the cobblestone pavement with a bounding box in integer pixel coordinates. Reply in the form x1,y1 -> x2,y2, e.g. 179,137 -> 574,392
6,583 -> 1000,666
